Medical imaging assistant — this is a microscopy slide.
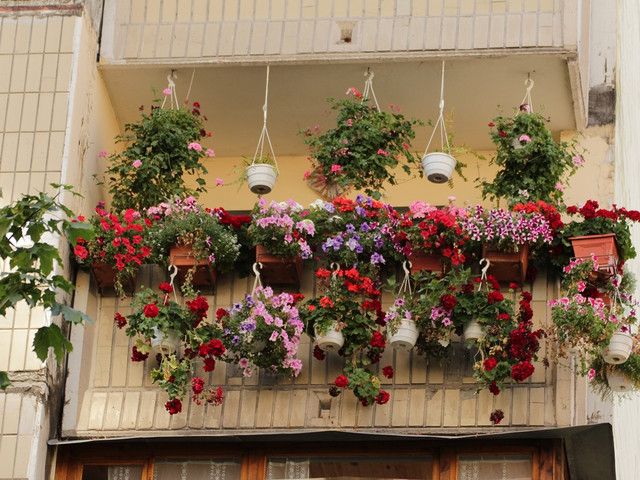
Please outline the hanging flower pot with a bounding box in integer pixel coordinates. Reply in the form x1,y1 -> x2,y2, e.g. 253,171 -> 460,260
169,244 -> 217,289
463,319 -> 484,342
246,163 -> 278,195
481,243 -> 530,284
409,250 -> 444,274
255,244 -> 303,288
421,152 -> 456,184
606,369 -> 633,392
150,327 -> 181,356
314,322 -> 345,352
569,233 -> 619,275
602,331 -> 634,365
387,318 -> 419,352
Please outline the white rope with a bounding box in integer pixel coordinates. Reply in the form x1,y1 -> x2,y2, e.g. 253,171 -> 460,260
520,77 -> 534,112
362,69 -> 380,111
252,65 -> 279,173
477,258 -> 490,292
168,264 -> 179,302
398,260 -> 413,296
185,69 -> 196,104
423,60 -> 451,155
161,71 -> 180,110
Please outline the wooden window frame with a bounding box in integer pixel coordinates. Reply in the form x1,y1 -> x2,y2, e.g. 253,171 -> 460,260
54,438 -> 565,480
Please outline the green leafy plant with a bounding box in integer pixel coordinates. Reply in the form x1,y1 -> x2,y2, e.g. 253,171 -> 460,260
0,186 -> 93,389
301,266 -> 391,407
74,203 -> 153,297
104,97 -> 213,211
480,106 -> 583,207
146,197 -> 240,296
230,155 -> 277,188
589,352 -> 640,399
300,87 -> 423,200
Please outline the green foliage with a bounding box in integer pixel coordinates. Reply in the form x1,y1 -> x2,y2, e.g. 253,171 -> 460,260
0,186 -> 91,389
104,101 -> 211,212
480,109 -> 582,207
589,353 -> 640,399
300,89 -> 423,200
151,354 -> 194,401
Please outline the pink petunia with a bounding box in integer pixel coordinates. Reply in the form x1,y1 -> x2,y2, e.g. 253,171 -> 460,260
215,178 -> 224,186
519,134 -> 531,143
98,150 -> 107,158
188,142 -> 202,151
163,88 -> 171,95
206,148 -> 215,157
132,159 -> 142,168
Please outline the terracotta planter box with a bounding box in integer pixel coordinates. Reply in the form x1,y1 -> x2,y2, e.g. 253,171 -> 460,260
569,233 -> 619,275
255,245 -> 303,288
169,245 -> 217,290
90,262 -> 136,294
481,243 -> 529,284
408,251 -> 443,274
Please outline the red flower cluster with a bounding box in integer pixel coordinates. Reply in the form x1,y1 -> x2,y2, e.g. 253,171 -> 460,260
567,200 -> 640,222
375,390 -> 390,405
370,331 -> 386,349
165,398 -> 182,415
490,409 -> 505,425
483,357 -> 497,371
191,378 -> 224,407
313,345 -> 326,361
382,365 -> 394,379
198,338 -> 226,372
114,313 -> 127,329
487,291 -> 504,304
440,294 -> 457,311
511,360 -> 535,382
334,375 -> 349,388
130,346 -> 149,362
186,296 -> 209,327
143,304 -> 159,318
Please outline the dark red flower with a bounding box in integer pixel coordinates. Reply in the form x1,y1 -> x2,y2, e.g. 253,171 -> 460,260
143,304 -> 159,318
490,409 -> 505,425
440,294 -> 457,311
369,331 -> 386,349
334,375 -> 349,388
216,308 -> 228,320
511,361 -> 535,382
488,381 -> 500,395
382,366 -> 394,379
498,130 -> 508,138
130,346 -> 149,362
487,291 -> 504,304
375,390 -> 390,405
114,313 -> 127,328
159,282 -> 173,294
484,357 -> 498,371
165,398 -> 182,415
203,357 -> 216,372
313,345 -> 326,361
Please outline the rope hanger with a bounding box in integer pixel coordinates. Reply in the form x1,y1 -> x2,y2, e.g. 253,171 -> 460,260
423,60 -> 451,156
362,69 -> 380,111
252,65 -> 279,173
520,76 -> 534,112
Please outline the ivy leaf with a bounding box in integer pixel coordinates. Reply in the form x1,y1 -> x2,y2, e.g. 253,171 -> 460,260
33,324 -> 72,363
0,371 -> 9,390
67,222 -> 95,245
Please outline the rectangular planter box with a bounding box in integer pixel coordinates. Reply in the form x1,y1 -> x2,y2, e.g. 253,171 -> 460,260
409,251 -> 443,274
481,243 -> 529,285
569,233 -> 619,275
90,262 -> 137,295
255,245 -> 303,289
169,244 -> 217,291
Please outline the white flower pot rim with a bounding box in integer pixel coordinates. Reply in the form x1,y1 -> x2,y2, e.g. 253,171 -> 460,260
387,318 -> 419,352
421,152 -> 456,184
246,164 -> 278,195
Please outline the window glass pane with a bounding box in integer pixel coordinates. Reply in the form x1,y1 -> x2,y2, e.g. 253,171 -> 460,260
266,456 -> 433,479
154,459 -> 242,479
457,455 -> 532,480
81,465 -> 143,480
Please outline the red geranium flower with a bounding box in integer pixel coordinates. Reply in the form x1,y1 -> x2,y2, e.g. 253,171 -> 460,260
382,366 -> 394,379
165,398 -> 182,415
143,304 -> 159,318
334,375 -> 349,388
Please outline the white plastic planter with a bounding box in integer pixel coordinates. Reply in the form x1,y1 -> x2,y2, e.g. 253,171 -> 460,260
463,319 -> 484,342
150,328 -> 181,356
387,319 -> 419,352
603,331 -> 634,364
246,164 -> 277,194
607,369 -> 633,392
315,323 -> 344,352
421,152 -> 456,184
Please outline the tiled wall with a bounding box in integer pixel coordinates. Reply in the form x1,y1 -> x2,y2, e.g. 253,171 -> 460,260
68,265 -> 561,436
102,0 -> 565,63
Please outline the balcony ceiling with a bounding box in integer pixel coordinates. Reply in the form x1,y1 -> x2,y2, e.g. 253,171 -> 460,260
100,54 -> 576,158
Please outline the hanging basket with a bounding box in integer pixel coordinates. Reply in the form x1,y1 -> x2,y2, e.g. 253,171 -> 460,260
169,244 -> 217,290
463,319 -> 484,342
387,319 -> 419,352
409,251 -> 443,273
606,369 -> 633,392
569,233 -> 619,275
421,152 -> 456,184
314,322 -> 344,352
246,164 -> 278,195
602,331 -> 634,365
150,327 -> 181,356
255,245 -> 303,288
481,243 -> 529,284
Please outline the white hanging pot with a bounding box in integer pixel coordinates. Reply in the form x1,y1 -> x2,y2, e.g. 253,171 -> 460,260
315,322 -> 344,352
421,152 -> 456,184
602,331 -> 634,365
463,319 -> 484,342
387,319 -> 419,352
246,164 -> 277,195
607,369 -> 633,392
150,327 -> 181,356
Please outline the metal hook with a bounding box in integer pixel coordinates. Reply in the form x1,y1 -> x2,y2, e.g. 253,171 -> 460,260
524,77 -> 534,92
402,260 -> 411,276
252,262 -> 263,276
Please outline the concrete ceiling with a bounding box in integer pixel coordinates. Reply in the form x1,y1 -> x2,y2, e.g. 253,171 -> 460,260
100,54 -> 576,158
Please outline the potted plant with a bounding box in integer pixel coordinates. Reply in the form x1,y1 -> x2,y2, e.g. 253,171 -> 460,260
115,283 -> 224,414
461,204 -> 553,284
103,96 -> 213,212
549,257 -> 638,371
300,87 -> 423,200
245,156 -> 279,195
212,286 -> 305,377
147,197 -> 240,296
554,200 -> 640,275
300,266 -> 392,407
480,104 -> 583,207
307,195 -> 402,277
589,352 -> 640,396
247,199 -> 315,288
74,203 -> 153,296
392,198 -> 470,273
